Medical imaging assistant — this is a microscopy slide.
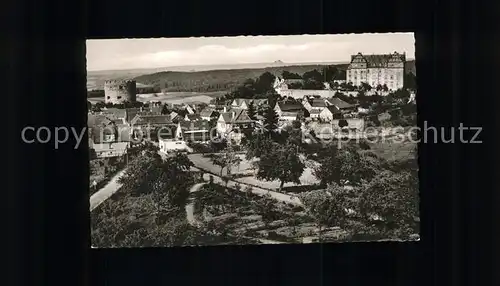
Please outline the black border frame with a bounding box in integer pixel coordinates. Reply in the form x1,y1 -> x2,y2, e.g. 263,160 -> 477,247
6,0 -> 499,285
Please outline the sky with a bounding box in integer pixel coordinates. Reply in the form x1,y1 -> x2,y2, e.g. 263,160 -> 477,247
86,33 -> 415,71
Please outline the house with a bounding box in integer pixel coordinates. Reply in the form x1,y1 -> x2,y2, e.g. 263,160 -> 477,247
327,97 -> 358,114
91,142 -> 130,158
319,106 -> 343,121
184,104 -> 195,114
158,122 -> 192,154
231,98 -> 269,110
179,121 -> 211,142
346,52 -> 406,90
302,97 -> 329,113
88,114 -> 119,143
130,114 -> 175,142
280,111 -> 300,121
183,113 -> 202,122
308,109 -> 322,119
169,111 -> 179,121
274,101 -> 305,121
273,77 -> 305,91
216,109 -> 255,143
199,108 -> 219,121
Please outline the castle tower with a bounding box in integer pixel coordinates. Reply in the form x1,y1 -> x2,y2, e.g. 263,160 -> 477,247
104,79 -> 137,104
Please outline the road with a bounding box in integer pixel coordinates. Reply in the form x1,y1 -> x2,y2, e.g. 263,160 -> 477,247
197,172 -> 303,206
89,169 -> 127,211
185,182 -> 206,226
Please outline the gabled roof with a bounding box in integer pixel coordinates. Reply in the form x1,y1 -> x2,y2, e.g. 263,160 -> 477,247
350,52 -> 406,68
125,108 -> 141,123
277,101 -> 304,112
184,114 -> 202,121
179,120 -> 211,131
131,115 -> 172,126
232,98 -> 269,106
309,99 -> 328,108
92,142 -> 129,152
328,97 -> 355,109
200,108 -> 217,117
232,109 -> 253,123
101,108 -> 127,119
219,109 -> 253,124
323,106 -> 342,115
281,111 -> 299,117
219,112 -> 233,123
283,79 -> 304,84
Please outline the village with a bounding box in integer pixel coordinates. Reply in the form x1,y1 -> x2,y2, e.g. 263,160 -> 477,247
88,50 -> 419,247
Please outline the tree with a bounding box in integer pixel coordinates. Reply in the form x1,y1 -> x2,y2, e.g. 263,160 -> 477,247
208,148 -> 239,176
254,72 -> 276,95
161,104 -> 170,115
302,69 -> 324,82
404,72 -> 417,91
299,188 -> 343,241
245,132 -> 274,160
314,145 -> 382,187
281,70 -> 302,79
256,143 -> 305,191
338,119 -> 349,129
302,79 -> 325,90
247,101 -> 257,120
118,152 -> 194,208
357,170 -> 419,240
263,105 -> 279,134
321,66 -> 340,82
313,145 -> 340,186
360,82 -> 372,92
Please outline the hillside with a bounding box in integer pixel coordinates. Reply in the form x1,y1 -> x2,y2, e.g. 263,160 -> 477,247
87,60 -> 415,93
132,64 -> 350,93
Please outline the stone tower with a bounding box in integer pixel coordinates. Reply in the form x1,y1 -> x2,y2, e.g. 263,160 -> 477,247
104,79 -> 137,104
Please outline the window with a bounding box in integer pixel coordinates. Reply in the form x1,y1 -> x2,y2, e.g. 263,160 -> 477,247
107,96 -> 110,99
117,96 -> 122,99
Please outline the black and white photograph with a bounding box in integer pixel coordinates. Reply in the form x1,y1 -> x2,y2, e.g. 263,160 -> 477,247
87,33 -> 419,248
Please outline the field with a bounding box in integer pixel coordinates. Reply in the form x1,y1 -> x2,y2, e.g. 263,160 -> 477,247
192,183 -> 346,243
367,139 -> 416,162
87,91 -> 225,104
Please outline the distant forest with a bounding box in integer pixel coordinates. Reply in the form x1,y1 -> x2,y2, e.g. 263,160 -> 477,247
87,61 -> 415,95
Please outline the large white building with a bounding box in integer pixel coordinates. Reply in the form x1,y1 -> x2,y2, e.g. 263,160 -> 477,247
346,52 -> 406,91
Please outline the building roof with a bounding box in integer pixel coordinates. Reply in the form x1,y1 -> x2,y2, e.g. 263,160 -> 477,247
309,99 -> 328,108
101,108 -> 127,119
131,114 -> 172,126
179,120 -> 211,131
184,113 -> 202,121
232,98 -> 268,106
200,108 -> 217,117
219,109 -> 253,124
350,52 -> 406,68
277,101 -> 304,112
328,97 -> 355,109
283,79 -> 304,85
281,111 -> 299,118
231,109 -> 253,123
124,108 -> 141,123
323,106 -> 342,115
92,142 -> 129,152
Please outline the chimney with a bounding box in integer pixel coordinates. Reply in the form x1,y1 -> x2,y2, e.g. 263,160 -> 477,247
232,111 -> 235,119
109,142 -> 113,149
223,106 -> 228,113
